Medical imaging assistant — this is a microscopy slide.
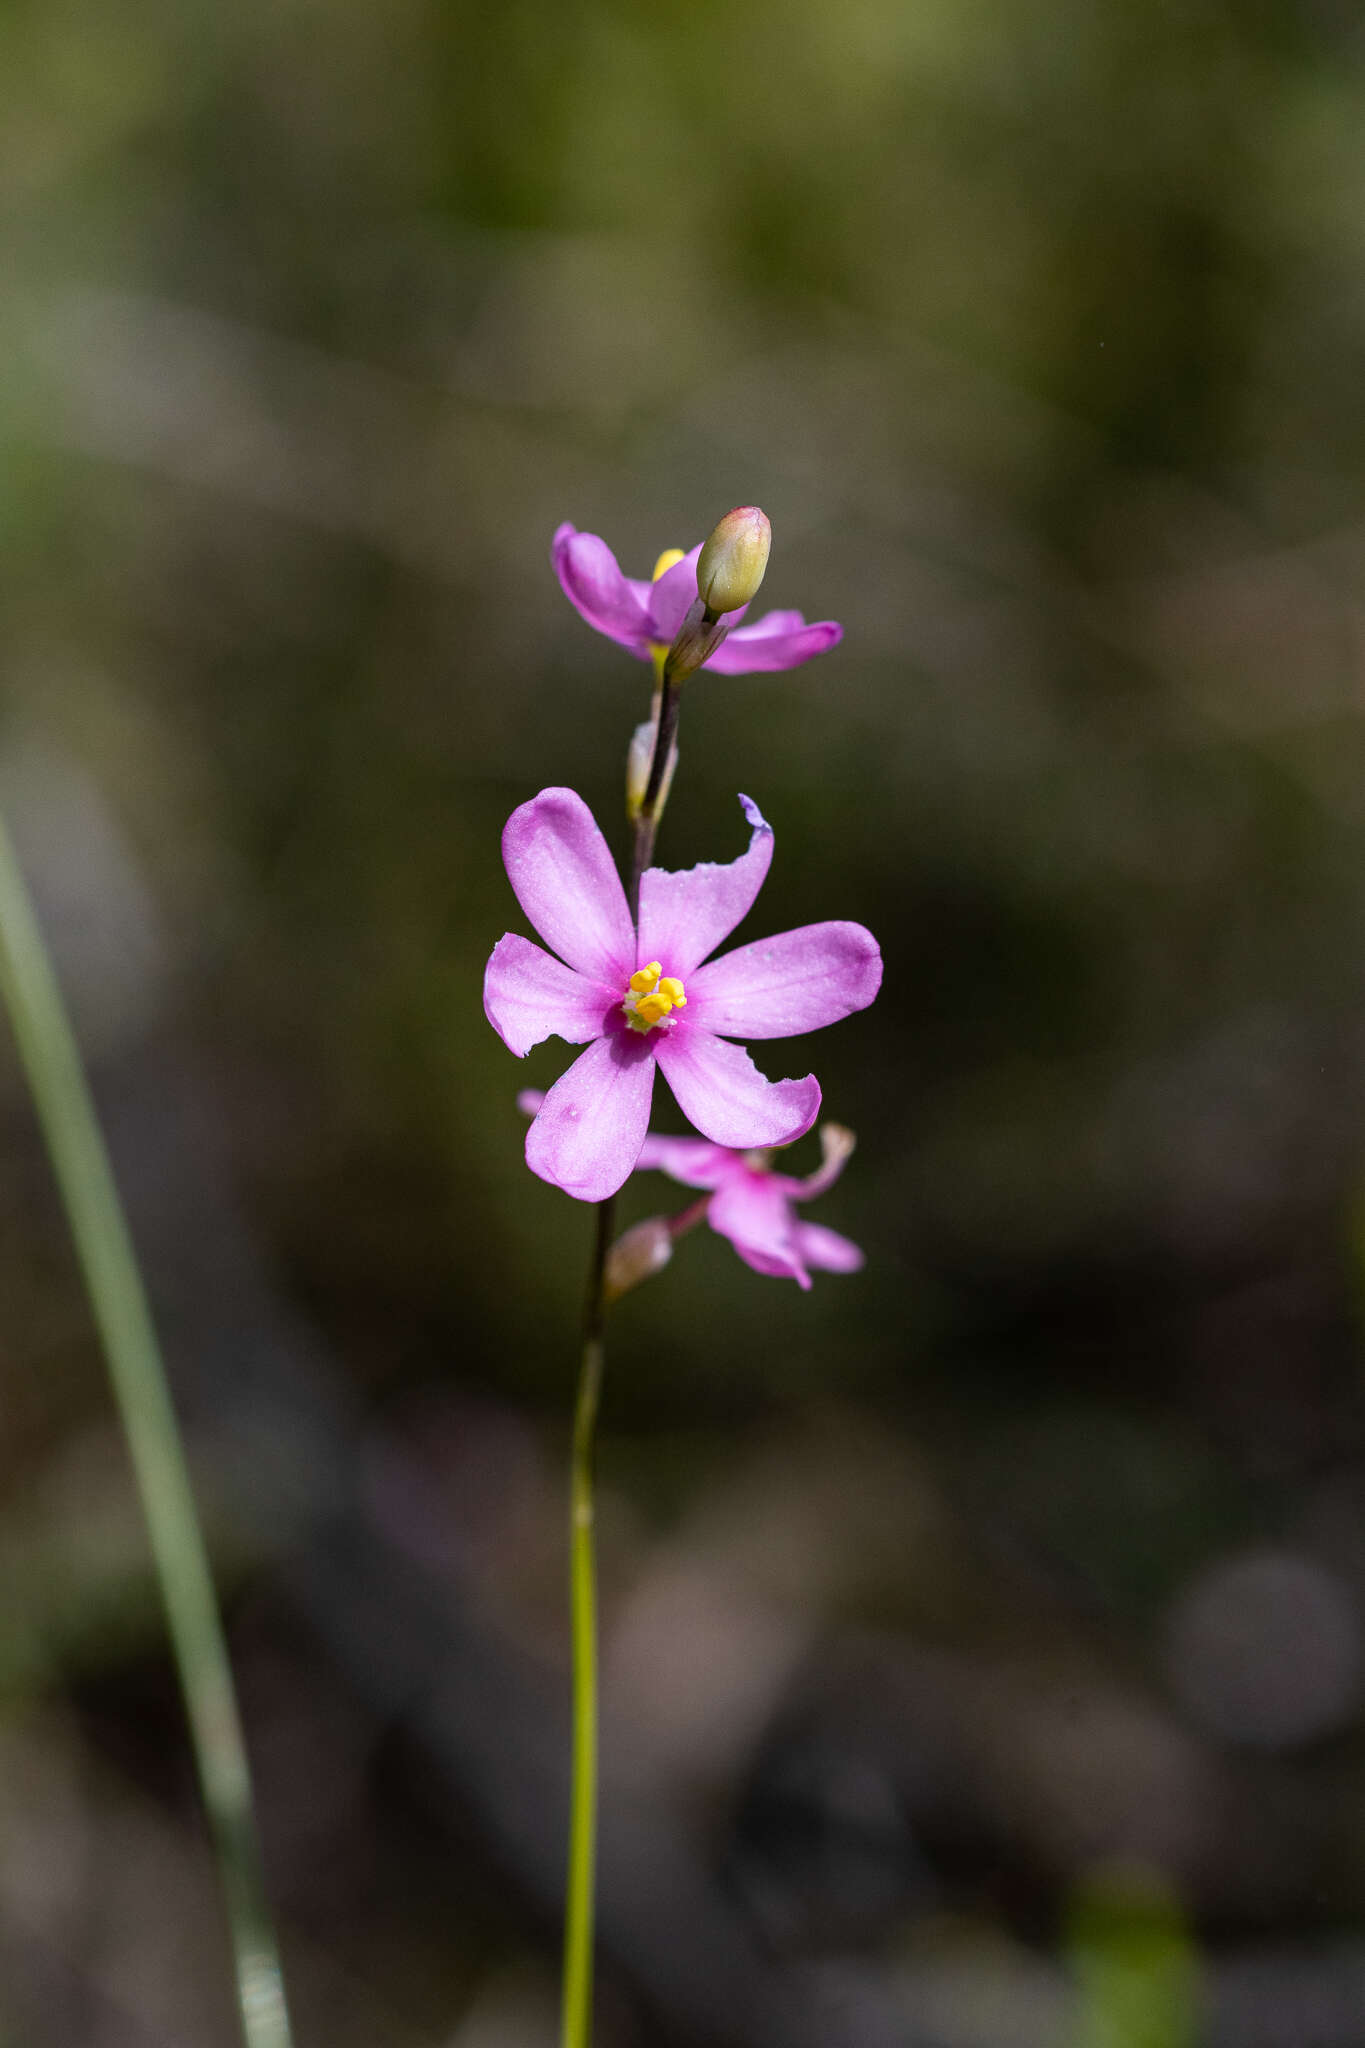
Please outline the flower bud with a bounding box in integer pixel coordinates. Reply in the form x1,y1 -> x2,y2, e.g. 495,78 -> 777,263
604,1217 -> 673,1303
626,715 -> 678,821
696,506 -> 771,615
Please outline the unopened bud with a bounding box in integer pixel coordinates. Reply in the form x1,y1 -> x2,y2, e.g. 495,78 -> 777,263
696,506 -> 771,615
604,1217 -> 673,1302
626,715 -> 678,821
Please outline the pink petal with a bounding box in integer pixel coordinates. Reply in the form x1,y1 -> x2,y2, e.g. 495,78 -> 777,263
704,617 -> 843,674
552,527 -> 651,650
708,1170 -> 811,1289
724,608 -> 806,637
517,1089 -> 546,1116
624,577 -> 653,613
645,547 -> 754,654
794,1221 -> 864,1273
643,546 -> 702,643
502,787 -> 635,985
524,1033 -> 656,1202
636,793 -> 773,978
690,921 -> 882,1040
484,936 -> 612,1057
654,1027 -> 819,1150
634,1133 -> 734,1188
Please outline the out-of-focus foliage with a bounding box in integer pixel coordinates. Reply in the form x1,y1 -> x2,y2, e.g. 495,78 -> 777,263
5,0 -> 1365,2040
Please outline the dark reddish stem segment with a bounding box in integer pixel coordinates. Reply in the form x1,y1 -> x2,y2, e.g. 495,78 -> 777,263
668,1194 -> 710,1241
628,672 -> 681,920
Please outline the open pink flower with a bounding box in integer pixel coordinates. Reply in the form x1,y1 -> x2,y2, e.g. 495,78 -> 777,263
552,523 -> 842,676
485,789 -> 881,1203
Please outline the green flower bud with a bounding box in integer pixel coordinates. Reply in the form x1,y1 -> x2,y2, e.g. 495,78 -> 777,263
696,506 -> 772,615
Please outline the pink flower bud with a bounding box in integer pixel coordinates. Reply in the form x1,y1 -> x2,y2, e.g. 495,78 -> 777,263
696,506 -> 772,615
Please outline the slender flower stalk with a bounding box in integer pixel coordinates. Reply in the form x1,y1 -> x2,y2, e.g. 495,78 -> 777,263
562,1191 -> 612,2048
561,692 -> 673,2048
629,637 -> 681,914
630,664 -> 680,904
0,806 -> 293,2048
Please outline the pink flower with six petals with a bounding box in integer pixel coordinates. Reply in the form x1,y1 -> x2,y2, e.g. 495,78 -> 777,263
484,789 -> 881,1203
552,524 -> 842,676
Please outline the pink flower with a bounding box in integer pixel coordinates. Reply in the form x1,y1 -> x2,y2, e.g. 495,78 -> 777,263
552,523 -> 842,676
485,789 -> 881,1203
637,1123 -> 864,1290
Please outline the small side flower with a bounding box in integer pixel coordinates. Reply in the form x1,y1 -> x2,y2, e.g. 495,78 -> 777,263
639,1121 -> 864,1290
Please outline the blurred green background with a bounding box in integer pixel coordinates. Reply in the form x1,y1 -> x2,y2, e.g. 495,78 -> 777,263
5,0 -> 1365,2040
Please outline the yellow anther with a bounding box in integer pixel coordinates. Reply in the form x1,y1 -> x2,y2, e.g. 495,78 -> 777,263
622,964 -> 686,1032
651,548 -> 685,582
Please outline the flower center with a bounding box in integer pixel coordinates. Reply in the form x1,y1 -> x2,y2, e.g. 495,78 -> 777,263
622,960 -> 687,1033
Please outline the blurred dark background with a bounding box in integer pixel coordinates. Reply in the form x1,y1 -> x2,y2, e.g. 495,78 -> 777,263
5,0 -> 1365,2040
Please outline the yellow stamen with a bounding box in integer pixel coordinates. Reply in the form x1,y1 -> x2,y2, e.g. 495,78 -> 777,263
651,548 -> 685,582
621,963 -> 687,1033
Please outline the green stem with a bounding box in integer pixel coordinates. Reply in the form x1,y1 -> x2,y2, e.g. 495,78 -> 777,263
561,1191 -> 613,2048
563,659 -> 686,2047
0,805 -> 293,2048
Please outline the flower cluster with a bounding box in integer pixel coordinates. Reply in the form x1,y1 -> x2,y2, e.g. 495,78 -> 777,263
484,512 -> 876,1286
